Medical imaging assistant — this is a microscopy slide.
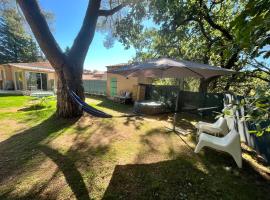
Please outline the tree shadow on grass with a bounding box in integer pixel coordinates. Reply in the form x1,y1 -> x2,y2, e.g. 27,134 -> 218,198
38,145 -> 91,200
18,104 -> 47,111
102,126 -> 270,200
123,116 -> 144,130
102,158 -> 208,200
0,114 -> 81,199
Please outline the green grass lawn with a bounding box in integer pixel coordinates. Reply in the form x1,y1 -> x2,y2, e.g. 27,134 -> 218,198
0,94 -> 269,200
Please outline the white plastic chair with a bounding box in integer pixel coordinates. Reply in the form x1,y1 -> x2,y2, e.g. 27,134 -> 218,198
196,117 -> 229,137
194,129 -> 242,168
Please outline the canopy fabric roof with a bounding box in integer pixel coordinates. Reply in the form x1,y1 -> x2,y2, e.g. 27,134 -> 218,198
111,58 -> 234,79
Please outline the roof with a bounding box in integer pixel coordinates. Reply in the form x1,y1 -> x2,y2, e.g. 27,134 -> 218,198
7,62 -> 55,73
106,63 -> 130,72
106,63 -> 129,68
82,71 -> 106,80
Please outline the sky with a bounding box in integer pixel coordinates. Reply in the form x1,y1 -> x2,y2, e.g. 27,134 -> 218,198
39,0 -> 136,71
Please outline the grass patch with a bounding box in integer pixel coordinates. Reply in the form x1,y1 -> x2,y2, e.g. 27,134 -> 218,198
85,95 -> 133,115
0,94 -> 32,109
0,94 -> 269,200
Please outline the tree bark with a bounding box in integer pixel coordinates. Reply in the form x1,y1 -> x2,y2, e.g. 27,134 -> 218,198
55,65 -> 84,117
199,77 -> 217,94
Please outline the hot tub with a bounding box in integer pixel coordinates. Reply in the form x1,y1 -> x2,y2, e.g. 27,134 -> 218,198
133,100 -> 167,115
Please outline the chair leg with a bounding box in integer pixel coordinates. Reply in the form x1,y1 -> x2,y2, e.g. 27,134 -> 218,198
229,149 -> 242,168
194,141 -> 204,153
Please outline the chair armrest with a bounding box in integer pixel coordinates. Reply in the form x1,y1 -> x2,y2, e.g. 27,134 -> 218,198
198,125 -> 223,134
196,121 -> 212,128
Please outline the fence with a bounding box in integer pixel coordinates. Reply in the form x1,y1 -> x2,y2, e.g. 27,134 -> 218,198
226,94 -> 270,163
144,84 -> 224,112
83,80 -> 106,96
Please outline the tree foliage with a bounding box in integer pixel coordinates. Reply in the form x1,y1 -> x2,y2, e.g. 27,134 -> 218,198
244,88 -> 270,136
232,0 -> 270,59
0,8 -> 41,63
114,0 -> 270,94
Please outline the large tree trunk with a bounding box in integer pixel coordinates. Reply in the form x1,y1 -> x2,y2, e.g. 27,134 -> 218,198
56,64 -> 84,117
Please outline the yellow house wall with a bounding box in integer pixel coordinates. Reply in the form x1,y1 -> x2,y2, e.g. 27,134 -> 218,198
106,73 -> 154,101
107,73 -> 138,100
0,65 -> 14,89
47,72 -> 57,91
0,65 -> 13,81
12,67 -> 27,90
0,66 -> 4,81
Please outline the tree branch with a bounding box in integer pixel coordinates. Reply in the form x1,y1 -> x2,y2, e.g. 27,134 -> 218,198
98,4 -> 126,17
200,3 -> 233,40
246,70 -> 270,82
253,59 -> 270,73
250,65 -> 270,75
224,48 -> 240,69
195,19 -> 214,42
16,0 -> 65,69
68,0 -> 102,67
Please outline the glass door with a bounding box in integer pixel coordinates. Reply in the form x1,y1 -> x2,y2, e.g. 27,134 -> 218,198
27,72 -> 38,90
26,72 -> 48,91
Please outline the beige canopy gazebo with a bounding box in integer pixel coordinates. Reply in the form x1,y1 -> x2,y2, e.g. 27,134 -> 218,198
112,58 -> 235,132
112,58 -> 234,79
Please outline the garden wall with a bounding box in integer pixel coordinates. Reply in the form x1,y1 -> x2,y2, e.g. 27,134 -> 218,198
83,80 -> 106,96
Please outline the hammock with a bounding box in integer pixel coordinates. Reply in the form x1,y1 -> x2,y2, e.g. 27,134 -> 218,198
69,90 -> 112,118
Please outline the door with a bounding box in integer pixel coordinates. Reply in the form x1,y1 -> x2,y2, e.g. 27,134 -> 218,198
36,73 -> 48,90
110,77 -> 117,97
26,72 -> 48,90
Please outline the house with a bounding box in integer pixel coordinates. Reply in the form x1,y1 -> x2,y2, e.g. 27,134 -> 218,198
106,63 -> 153,101
0,62 -> 105,92
82,70 -> 107,80
0,62 -> 57,91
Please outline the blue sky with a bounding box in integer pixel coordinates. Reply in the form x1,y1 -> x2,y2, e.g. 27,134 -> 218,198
39,0 -> 135,71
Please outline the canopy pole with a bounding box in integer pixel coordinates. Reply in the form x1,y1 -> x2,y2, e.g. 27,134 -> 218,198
173,90 -> 180,131
173,78 -> 183,131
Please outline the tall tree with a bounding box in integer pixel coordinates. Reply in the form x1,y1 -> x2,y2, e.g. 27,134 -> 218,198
17,0 -> 129,118
114,0 -> 270,94
0,8 -> 41,63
